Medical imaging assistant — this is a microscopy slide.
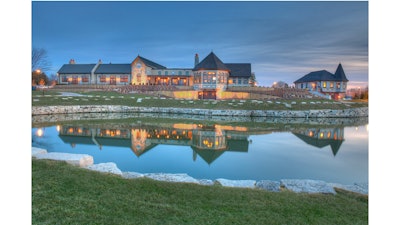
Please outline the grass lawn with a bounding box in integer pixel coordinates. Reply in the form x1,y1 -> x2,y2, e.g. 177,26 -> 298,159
32,159 -> 368,225
32,90 -> 368,110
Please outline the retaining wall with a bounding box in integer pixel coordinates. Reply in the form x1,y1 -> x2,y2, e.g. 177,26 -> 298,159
32,105 -> 368,118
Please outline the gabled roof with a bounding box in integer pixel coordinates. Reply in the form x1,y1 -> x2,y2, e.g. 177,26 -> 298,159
294,64 -> 349,83
95,64 -> 131,74
137,56 -> 167,69
334,63 -> 349,82
294,70 -> 335,83
193,52 -> 230,71
225,63 -> 251,77
58,64 -> 96,74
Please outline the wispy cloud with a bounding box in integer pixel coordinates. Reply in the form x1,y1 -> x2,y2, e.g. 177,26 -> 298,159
32,1 -> 368,86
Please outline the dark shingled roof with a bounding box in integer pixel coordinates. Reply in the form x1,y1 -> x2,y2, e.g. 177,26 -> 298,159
193,52 -> 230,71
138,56 -> 166,69
58,64 -> 96,74
95,64 -> 131,74
225,63 -> 252,78
294,64 -> 349,83
294,70 -> 335,83
334,63 -> 349,82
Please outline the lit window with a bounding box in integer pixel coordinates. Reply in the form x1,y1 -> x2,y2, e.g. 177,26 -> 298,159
82,76 -> 89,83
323,82 -> 327,88
330,82 -> 334,88
120,76 -> 128,83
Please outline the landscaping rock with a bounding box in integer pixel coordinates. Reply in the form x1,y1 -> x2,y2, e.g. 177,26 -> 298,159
255,180 -> 281,192
32,147 -> 47,157
198,179 -> 214,186
87,162 -> 122,175
215,178 -> 256,188
122,171 -> 144,179
35,152 -> 94,167
328,182 -> 368,195
281,179 -> 336,194
144,173 -> 199,184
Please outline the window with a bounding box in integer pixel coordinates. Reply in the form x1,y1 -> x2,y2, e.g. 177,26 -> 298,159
330,82 -> 334,89
336,82 -> 341,89
158,71 -> 161,75
218,73 -> 226,83
82,76 -> 89,83
323,82 -> 327,88
100,76 -> 106,83
185,71 -> 189,76
178,71 -> 182,75
62,76 -> 68,82
238,79 -> 242,84
165,71 -> 168,75
120,76 -> 128,83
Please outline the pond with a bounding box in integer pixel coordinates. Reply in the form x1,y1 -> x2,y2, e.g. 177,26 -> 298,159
32,113 -> 368,185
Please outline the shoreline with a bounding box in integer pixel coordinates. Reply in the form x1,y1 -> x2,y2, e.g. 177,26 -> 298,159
32,147 -> 368,195
32,105 -> 368,118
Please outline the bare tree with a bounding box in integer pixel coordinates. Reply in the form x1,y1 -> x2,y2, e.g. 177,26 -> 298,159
32,47 -> 51,72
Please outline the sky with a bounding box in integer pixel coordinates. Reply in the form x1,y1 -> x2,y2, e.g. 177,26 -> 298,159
32,1 -> 368,88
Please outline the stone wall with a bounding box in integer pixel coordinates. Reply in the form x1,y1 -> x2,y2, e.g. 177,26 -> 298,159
32,105 -> 368,118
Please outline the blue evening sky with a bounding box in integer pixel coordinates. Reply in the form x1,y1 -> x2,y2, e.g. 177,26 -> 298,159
32,1 -> 368,88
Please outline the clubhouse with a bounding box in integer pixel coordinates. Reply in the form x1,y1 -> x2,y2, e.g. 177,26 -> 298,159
57,52 -> 254,97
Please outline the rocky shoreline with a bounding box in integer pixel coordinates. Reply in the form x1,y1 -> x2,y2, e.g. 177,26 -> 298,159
32,105 -> 368,118
32,147 -> 368,195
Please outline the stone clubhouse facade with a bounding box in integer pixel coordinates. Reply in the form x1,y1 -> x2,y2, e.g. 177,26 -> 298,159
57,52 -> 254,99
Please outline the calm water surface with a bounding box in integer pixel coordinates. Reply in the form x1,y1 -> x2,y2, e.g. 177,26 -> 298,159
32,116 -> 368,185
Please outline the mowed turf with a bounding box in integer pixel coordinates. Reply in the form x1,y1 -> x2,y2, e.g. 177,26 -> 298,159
31,90 -> 368,110
32,159 -> 368,225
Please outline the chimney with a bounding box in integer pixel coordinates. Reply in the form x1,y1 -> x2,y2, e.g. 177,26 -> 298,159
69,59 -> 75,64
194,53 -> 199,67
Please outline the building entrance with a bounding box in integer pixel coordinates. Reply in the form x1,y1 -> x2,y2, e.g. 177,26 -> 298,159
110,76 -> 116,85
198,90 -> 216,100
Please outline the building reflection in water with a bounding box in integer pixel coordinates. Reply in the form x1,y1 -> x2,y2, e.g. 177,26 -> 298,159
58,123 -> 250,164
57,123 -> 346,164
291,127 -> 345,156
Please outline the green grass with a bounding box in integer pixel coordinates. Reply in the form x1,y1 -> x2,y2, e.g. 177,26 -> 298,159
32,90 -> 368,110
32,159 -> 368,225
